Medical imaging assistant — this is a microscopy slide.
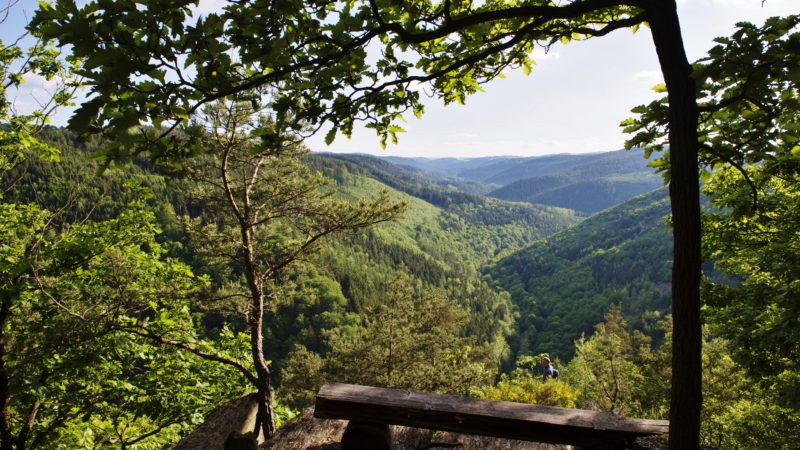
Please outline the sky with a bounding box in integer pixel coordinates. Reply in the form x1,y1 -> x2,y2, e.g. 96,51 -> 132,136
4,0 -> 797,158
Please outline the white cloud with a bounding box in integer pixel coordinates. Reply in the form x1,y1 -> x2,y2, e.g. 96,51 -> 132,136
9,73 -> 60,114
22,72 -> 60,91
632,70 -> 663,86
531,48 -> 561,63
192,0 -> 227,15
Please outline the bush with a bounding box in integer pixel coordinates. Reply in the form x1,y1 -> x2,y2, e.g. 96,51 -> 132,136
478,369 -> 579,408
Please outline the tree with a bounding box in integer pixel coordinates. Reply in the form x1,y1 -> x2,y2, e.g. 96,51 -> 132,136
176,98 -> 403,436
1,15 -> 250,443
625,11 -> 800,429
1,6 -> 75,176
281,272 -> 494,408
0,183 -> 249,449
566,307 -> 797,447
34,1 -> 704,446
32,208 -> 251,448
565,305 -> 653,416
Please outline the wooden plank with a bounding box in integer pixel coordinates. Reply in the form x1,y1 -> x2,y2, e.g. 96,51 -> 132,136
314,383 -> 668,448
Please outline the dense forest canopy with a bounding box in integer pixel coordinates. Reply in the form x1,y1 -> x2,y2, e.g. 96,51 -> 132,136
0,2 -> 797,449
3,123 -> 798,448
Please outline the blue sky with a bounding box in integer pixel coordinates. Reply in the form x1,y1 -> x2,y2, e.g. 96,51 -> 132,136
4,0 -> 797,158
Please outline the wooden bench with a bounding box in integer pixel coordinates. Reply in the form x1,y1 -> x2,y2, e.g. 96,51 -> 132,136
314,383 -> 668,449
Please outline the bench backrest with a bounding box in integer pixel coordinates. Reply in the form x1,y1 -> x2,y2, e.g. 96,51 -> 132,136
314,383 -> 668,448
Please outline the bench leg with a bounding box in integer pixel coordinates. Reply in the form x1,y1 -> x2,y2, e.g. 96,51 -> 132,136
341,420 -> 392,450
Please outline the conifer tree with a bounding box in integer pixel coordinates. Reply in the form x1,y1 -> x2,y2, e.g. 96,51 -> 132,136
178,98 -> 404,436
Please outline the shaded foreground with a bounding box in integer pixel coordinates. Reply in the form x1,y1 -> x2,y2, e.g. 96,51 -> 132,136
314,383 -> 668,448
174,393 -> 673,449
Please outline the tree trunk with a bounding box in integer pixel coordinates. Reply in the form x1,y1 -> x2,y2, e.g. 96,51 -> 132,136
240,229 -> 275,439
16,399 -> 40,450
246,281 -> 275,440
645,2 -> 702,450
253,376 -> 275,440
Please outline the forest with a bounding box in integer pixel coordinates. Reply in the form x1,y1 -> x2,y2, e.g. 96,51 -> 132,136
1,2 -> 799,449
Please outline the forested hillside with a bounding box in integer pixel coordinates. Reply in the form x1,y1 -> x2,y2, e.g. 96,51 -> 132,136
487,151 -> 662,214
3,129 -> 582,395
486,188 -> 673,360
385,150 -> 661,214
269,154 -> 581,387
5,130 -> 668,376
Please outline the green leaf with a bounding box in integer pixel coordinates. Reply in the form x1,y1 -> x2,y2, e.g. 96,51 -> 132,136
324,127 -> 337,146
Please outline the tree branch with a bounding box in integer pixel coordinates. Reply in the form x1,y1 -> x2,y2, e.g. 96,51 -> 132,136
112,325 -> 259,386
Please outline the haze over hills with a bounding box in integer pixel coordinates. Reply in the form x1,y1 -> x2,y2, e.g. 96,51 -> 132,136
380,149 -> 662,214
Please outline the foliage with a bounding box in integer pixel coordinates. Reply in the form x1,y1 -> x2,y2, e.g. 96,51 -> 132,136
0,187 -> 247,448
624,15 -> 800,182
175,98 -> 404,436
709,400 -> 800,450
1,11 -> 76,173
564,306 -> 654,416
279,273 -> 494,409
487,188 -> 672,360
702,164 -> 800,380
626,12 -> 800,431
562,305 -> 799,448
478,355 -> 579,408
32,0 -> 647,162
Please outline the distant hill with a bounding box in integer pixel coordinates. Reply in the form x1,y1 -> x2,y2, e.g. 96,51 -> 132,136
313,153 -> 579,239
380,150 -> 661,215
485,188 -> 673,361
487,150 -> 662,214
473,153 -> 611,185
383,151 -> 644,186
382,155 -> 525,181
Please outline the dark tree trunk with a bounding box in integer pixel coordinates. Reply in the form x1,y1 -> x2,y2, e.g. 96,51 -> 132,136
16,400 -> 40,450
645,2 -> 702,450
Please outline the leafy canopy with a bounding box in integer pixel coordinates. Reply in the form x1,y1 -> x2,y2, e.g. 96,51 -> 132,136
33,0 -> 646,160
